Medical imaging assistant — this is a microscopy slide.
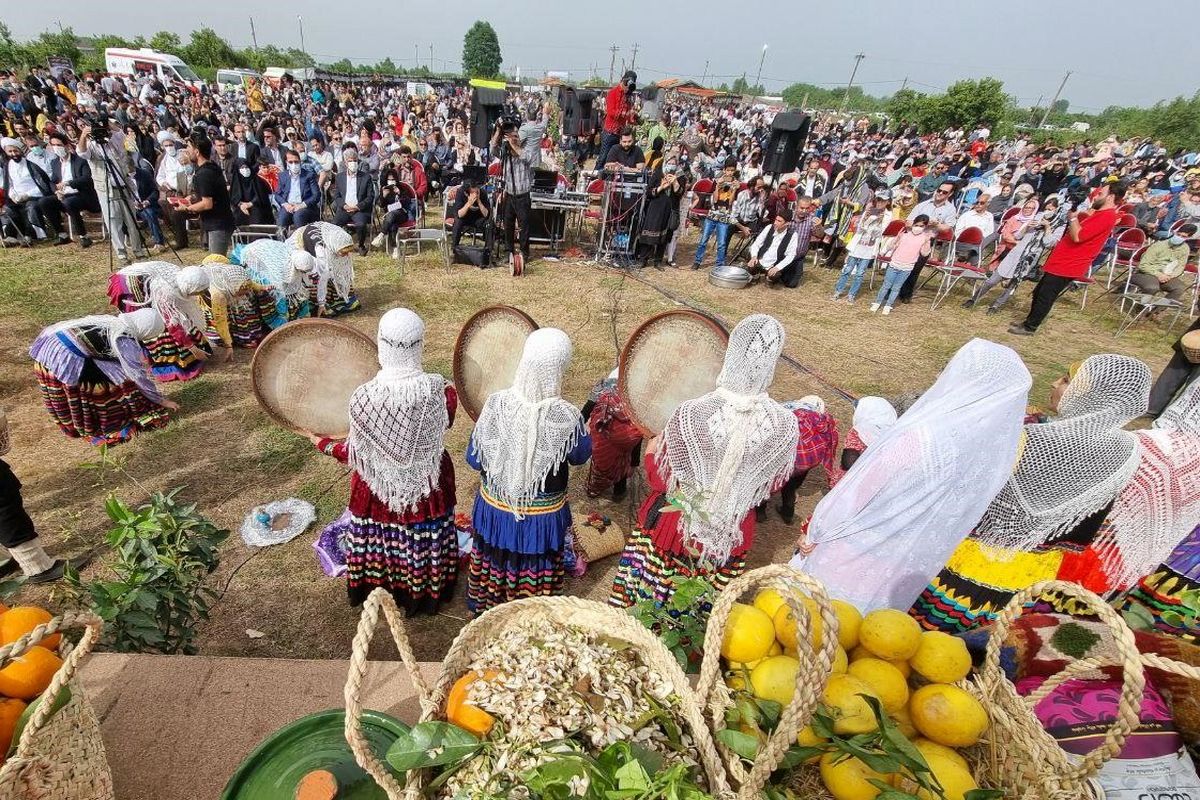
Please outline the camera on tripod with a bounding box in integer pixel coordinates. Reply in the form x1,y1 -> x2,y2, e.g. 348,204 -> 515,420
495,115 -> 520,134
85,113 -> 111,144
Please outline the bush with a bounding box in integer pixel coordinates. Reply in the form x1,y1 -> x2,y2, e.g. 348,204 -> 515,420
65,490 -> 228,655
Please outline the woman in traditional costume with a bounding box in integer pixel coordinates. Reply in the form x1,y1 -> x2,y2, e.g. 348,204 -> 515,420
581,369 -> 643,501
289,222 -> 360,317
792,340 -> 1030,612
238,238 -> 313,327
310,308 -> 459,613
108,263 -> 217,381
465,328 -> 591,615
199,254 -> 276,349
30,309 -> 179,445
760,395 -> 840,524
609,314 -> 800,608
910,353 -> 1152,632
828,396 -> 897,486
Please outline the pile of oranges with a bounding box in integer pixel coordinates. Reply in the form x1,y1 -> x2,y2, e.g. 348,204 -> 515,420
0,604 -> 64,759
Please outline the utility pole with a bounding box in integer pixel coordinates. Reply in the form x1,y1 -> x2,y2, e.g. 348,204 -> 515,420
701,60 -> 710,87
249,17 -> 259,51
429,44 -> 434,71
900,75 -> 908,91
754,44 -> 768,95
608,44 -> 618,83
840,52 -> 865,113
1029,95 -> 1044,125
630,43 -> 639,71
1038,70 -> 1072,129
297,16 -> 305,55
414,44 -> 419,69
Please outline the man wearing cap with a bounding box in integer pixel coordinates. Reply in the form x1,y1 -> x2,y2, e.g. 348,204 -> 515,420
1,136 -> 68,246
597,71 -> 637,173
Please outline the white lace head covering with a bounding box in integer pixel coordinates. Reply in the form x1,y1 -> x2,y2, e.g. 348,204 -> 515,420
289,222 -> 355,301
241,240 -> 309,302
852,397 -> 898,445
176,266 -> 210,296
1094,380 -> 1200,588
472,328 -> 582,517
660,314 -> 800,564
49,311 -> 164,397
143,266 -> 208,331
975,353 -> 1151,551
346,308 -> 450,513
203,260 -> 250,298
794,339 -> 1031,611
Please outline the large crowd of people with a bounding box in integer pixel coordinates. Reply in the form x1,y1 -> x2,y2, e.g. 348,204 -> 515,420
0,60 -> 1198,647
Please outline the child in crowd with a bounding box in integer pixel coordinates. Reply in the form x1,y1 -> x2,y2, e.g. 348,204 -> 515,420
872,215 -> 934,315
832,189 -> 892,304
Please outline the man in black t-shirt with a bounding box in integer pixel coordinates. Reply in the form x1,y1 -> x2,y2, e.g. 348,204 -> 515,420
183,136 -> 236,255
603,128 -> 646,173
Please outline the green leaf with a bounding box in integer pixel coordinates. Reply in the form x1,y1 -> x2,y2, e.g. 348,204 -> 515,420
614,758 -> 650,790
715,729 -> 760,761
754,698 -> 782,729
871,785 -> 920,800
778,745 -> 823,770
384,721 -> 481,771
965,790 -> 1006,800
810,707 -> 838,740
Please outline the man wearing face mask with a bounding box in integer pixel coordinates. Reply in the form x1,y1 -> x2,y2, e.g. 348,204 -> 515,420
1,136 -> 68,246
46,132 -> 99,249
332,148 -> 376,255
274,150 -> 320,233
1129,223 -> 1196,304
20,133 -> 52,174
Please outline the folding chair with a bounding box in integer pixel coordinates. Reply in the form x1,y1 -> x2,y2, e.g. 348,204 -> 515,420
929,227 -> 985,310
1105,227 -> 1146,288
870,219 -> 908,290
1186,259 -> 1199,318
687,178 -> 715,231
396,228 -> 451,269
915,228 -> 957,295
1115,212 -> 1138,231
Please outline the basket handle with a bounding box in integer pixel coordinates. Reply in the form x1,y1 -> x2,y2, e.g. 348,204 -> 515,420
983,579 -> 1145,783
344,587 -> 435,800
0,610 -> 103,770
698,564 -> 838,800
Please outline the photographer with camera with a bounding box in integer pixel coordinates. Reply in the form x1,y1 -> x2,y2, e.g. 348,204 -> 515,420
597,71 -> 638,173
489,105 -> 545,273
77,116 -> 146,263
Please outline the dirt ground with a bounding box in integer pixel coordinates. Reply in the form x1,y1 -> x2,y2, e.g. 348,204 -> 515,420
0,206 -> 1179,661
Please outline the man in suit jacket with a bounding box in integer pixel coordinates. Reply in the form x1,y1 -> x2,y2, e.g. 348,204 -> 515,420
331,148 -> 376,253
1,136 -> 67,245
46,132 -> 100,247
274,150 -> 320,233
231,122 -> 261,167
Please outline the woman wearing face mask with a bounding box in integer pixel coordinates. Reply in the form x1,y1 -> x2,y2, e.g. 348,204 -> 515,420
636,158 -> 685,268
372,160 -> 414,251
228,157 -> 273,226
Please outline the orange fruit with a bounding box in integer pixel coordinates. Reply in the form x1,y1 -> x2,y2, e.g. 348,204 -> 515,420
0,646 -> 62,700
0,608 -> 59,652
0,697 -> 26,754
445,669 -> 499,737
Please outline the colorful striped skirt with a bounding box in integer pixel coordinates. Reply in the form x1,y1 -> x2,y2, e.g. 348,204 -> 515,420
107,273 -> 147,313
229,289 -> 279,348
909,539 -> 1063,634
465,488 -> 572,616
309,283 -> 360,317
609,527 -> 747,609
1118,525 -> 1200,643
344,510 -> 458,614
145,326 -> 209,382
34,363 -> 169,446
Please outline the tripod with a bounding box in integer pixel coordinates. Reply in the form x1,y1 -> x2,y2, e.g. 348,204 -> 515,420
94,136 -> 183,271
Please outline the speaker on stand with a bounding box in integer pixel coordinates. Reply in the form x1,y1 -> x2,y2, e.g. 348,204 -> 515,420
470,87 -> 508,150
763,111 -> 812,176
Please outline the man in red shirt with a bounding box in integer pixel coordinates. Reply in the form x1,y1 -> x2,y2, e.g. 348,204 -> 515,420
596,71 -> 637,172
1009,181 -> 1127,335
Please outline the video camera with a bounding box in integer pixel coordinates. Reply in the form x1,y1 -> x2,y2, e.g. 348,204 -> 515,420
85,112 -> 111,144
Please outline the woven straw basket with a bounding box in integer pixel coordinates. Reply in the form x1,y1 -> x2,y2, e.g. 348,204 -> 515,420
1181,329 -> 1200,364
0,610 -> 113,800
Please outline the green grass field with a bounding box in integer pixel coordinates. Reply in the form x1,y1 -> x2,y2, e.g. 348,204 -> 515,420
0,213 -> 1179,659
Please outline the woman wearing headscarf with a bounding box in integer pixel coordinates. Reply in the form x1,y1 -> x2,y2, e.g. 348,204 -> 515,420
228,158 -> 274,227
199,254 -> 275,350
238,238 -> 313,327
310,309 -> 459,613
988,196 -> 1040,267
911,353 -> 1152,632
288,222 -> 360,317
636,155 -> 685,268
964,196 -> 1064,313
828,396 -> 897,486
29,309 -> 180,445
610,315 -> 800,607
760,396 -> 840,525
792,340 -> 1031,612
581,368 -> 642,501
465,329 -> 592,615
645,135 -> 665,172
107,262 -> 215,381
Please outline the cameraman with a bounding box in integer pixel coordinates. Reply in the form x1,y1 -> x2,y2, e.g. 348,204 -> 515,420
597,71 -> 638,172
489,105 -> 545,272
77,117 -> 146,262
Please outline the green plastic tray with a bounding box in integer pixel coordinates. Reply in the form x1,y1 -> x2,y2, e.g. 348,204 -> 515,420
221,709 -> 407,799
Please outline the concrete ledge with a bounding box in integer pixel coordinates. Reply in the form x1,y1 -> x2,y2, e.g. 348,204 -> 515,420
79,654 -> 440,800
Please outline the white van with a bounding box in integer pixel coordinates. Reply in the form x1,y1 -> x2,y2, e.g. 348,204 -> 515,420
216,68 -> 262,92
104,48 -> 204,89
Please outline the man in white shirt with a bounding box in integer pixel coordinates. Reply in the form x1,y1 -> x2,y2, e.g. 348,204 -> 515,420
155,133 -> 185,195
953,193 -> 996,265
898,181 -> 959,302
1,137 -> 67,245
746,209 -> 801,285
76,120 -> 146,261
306,137 -> 335,192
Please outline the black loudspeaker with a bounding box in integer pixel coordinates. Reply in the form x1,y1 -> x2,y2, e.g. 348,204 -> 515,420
561,87 -> 597,137
470,87 -> 507,149
764,111 -> 811,175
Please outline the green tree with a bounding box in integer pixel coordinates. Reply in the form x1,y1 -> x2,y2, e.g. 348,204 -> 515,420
326,58 -> 354,74
183,27 -> 240,72
148,30 -> 183,55
462,20 -> 501,78
0,22 -> 23,68
886,88 -> 926,125
373,57 -> 398,75
284,48 -> 315,68
730,75 -> 764,96
919,77 -> 1010,131
1053,98 -> 1070,115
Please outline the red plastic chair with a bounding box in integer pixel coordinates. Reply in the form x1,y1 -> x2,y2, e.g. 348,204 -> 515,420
869,219 -> 912,288
1000,206 -> 1021,226
921,227 -> 957,270
688,178 -> 715,228
1116,213 -> 1138,230
584,178 -> 605,222
1106,227 -> 1146,288
930,227 -> 985,309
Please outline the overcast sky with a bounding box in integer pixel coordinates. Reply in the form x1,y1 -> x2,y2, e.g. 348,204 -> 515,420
7,1 -> 1197,112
